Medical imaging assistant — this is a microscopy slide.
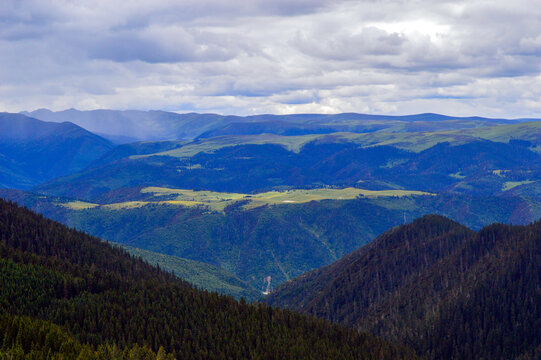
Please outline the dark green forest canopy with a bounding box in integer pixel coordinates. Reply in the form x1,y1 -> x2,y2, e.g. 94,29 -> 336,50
0,198 -> 417,359
34,138 -> 541,200
267,215 -> 541,360
0,313 -> 175,359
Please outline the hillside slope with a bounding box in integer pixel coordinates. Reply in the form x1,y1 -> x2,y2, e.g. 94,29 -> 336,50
267,215 -> 541,360
0,198 -> 417,359
0,113 -> 113,188
120,244 -> 261,300
1,188 -> 536,292
33,134 -> 541,200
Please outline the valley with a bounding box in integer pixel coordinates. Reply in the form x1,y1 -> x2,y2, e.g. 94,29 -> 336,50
0,198 -> 416,359
1,111 -> 541,294
1,110 -> 540,359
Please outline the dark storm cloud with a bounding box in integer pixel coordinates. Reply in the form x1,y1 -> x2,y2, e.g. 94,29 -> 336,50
87,30 -> 238,63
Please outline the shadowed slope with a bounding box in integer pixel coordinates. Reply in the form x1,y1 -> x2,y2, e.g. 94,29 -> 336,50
267,215 -> 541,359
0,198 -> 418,359
0,113 -> 113,188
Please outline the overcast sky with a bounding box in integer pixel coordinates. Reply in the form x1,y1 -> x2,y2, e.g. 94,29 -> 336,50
2,0 -> 541,117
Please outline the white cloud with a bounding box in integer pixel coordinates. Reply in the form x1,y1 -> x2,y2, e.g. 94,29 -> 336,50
1,0 -> 541,118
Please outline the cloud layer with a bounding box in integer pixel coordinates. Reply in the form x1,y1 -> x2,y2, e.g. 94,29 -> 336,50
2,0 -> 541,117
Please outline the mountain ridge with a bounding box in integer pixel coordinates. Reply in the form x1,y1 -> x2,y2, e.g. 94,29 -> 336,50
23,108 -> 536,143
266,214 -> 541,359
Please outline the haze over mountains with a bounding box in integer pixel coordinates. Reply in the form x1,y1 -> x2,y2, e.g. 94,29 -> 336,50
0,113 -> 113,189
23,108 -> 537,143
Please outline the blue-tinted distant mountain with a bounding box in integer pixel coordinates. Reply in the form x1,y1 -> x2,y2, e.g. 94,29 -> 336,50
24,108 -> 536,143
0,113 -> 113,189
243,112 -> 526,123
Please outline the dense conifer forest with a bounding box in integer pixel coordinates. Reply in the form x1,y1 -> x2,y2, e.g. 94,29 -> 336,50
0,198 -> 418,359
267,215 -> 541,359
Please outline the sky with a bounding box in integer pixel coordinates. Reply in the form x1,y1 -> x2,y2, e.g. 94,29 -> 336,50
2,0 -> 541,117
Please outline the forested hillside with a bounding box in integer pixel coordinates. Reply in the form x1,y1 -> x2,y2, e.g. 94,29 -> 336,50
0,198 -> 417,359
3,188 -> 533,292
267,215 -> 541,360
34,136 -> 541,200
2,187 -> 537,292
120,244 -> 262,301
0,313 -> 174,359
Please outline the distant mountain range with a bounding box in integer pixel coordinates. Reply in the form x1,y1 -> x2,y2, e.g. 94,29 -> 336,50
267,215 -> 541,359
22,108 -> 253,143
23,108 -> 538,143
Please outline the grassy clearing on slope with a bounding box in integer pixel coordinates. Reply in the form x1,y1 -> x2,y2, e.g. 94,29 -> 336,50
124,121 -> 541,161
132,134 -> 322,159
58,201 -> 99,210
502,180 -> 536,191
59,187 -> 434,212
343,122 -> 541,151
141,186 -> 435,211
352,132 -> 472,152
103,201 -> 152,210
462,121 -> 541,143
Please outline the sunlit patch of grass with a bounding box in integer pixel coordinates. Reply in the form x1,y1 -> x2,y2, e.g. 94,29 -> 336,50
492,169 -> 511,177
102,201 -> 151,210
131,134 -> 323,159
142,187 -> 247,201
449,172 -> 466,179
140,186 -> 435,212
502,180 -> 535,191
58,201 -> 99,210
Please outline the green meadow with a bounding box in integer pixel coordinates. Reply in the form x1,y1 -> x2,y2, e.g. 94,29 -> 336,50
61,187 -> 435,212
